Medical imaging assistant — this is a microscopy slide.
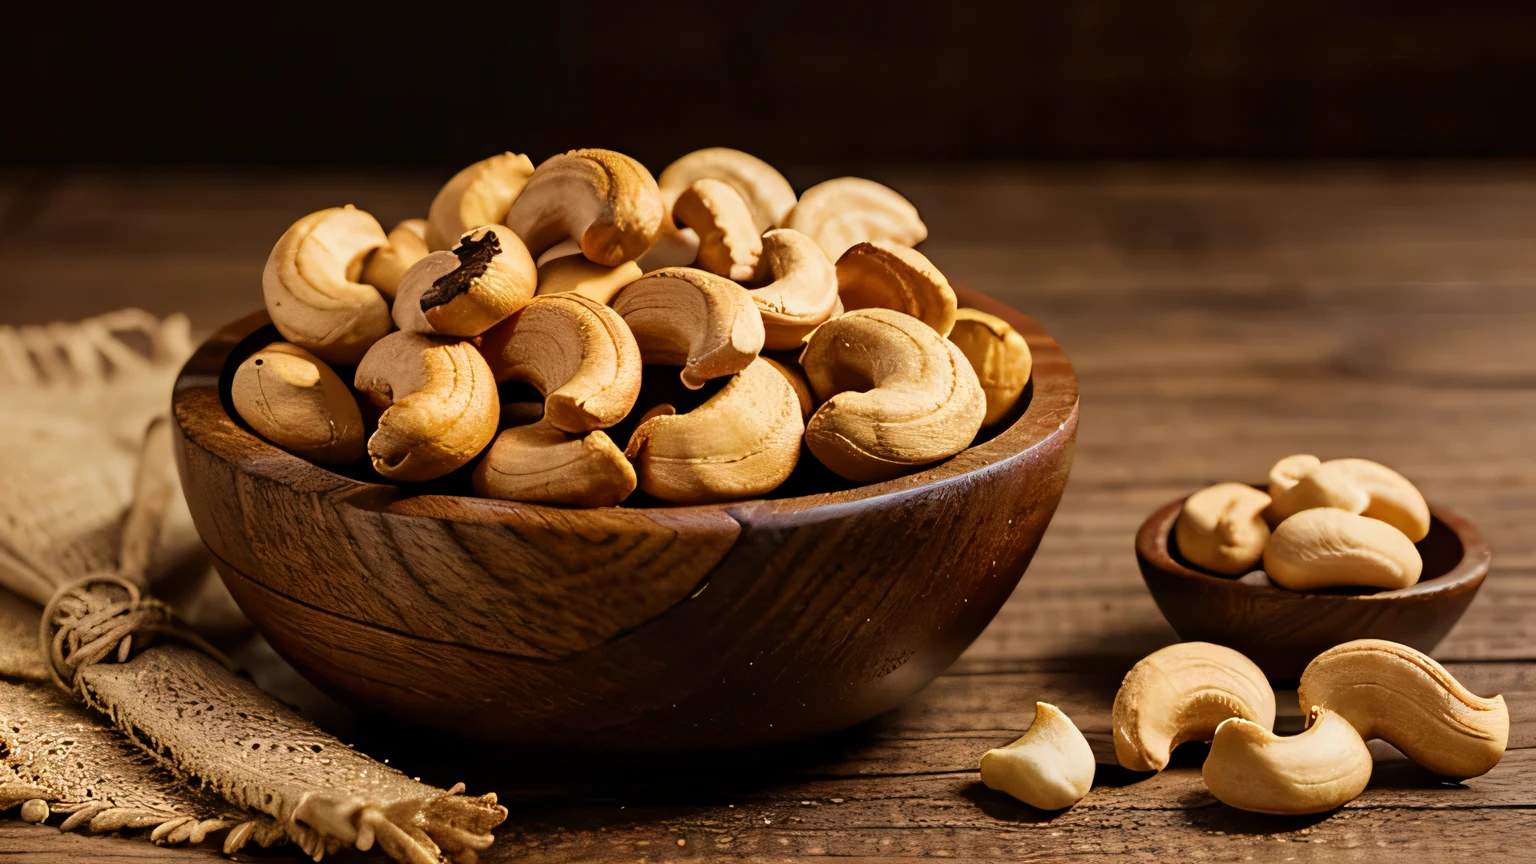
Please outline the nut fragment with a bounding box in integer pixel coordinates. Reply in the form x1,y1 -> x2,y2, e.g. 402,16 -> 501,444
786,177 -> 927,260
535,255 -> 643,305
504,149 -> 663,265
1203,707 -> 1373,815
610,267 -> 765,389
231,343 -> 366,465
1267,453 -> 1321,498
353,331 -> 498,481
979,703 -> 1096,811
1111,642 -> 1276,773
835,241 -> 957,336
799,308 -> 984,482
1265,460 -> 1369,526
472,420 -> 636,507
1263,508 -> 1423,591
948,308 -> 1032,426
747,228 -> 840,350
672,179 -> 763,281
1327,458 -> 1431,542
1175,483 -> 1272,575
1299,639 -> 1508,779
479,293 -> 642,433
360,218 -> 429,300
426,152 -> 536,251
393,225 -> 537,337
262,205 -> 391,365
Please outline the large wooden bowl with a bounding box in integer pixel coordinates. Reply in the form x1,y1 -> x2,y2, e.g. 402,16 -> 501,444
172,288 -> 1078,748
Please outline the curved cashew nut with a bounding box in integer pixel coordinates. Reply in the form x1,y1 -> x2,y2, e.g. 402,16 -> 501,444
748,228 -> 839,350
671,179 -> 763,281
1263,508 -> 1422,591
426,152 -> 536,251
1267,453 -> 1321,498
1326,458 -> 1431,542
262,205 -> 391,365
1203,708 -> 1373,815
835,241 -> 957,336
786,177 -> 927,261
360,218 -> 429,300
504,149 -> 663,266
764,356 -> 815,421
623,357 -> 803,504
472,420 -> 636,507
799,308 -> 984,483
1266,460 -> 1369,525
479,293 -> 642,433
610,267 -> 765,389
231,343 -> 365,465
643,147 -> 798,271
1175,482 -> 1272,575
979,703 -> 1095,811
948,307 -> 1032,426
535,254 -> 643,306
1112,642 -> 1276,772
393,225 -> 536,337
353,331 -> 498,481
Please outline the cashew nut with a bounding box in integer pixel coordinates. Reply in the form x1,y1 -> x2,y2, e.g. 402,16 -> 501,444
835,241 -> 957,336
1298,639 -> 1508,779
534,254 -> 643,306
231,343 -> 365,465
479,293 -> 642,433
1112,642 -> 1276,772
353,331 -> 498,482
1263,508 -> 1423,591
393,225 -> 536,337
672,179 -> 762,281
504,149 -> 663,266
1265,460 -> 1369,526
472,420 -> 636,507
624,357 -> 803,504
1327,458 -> 1431,542
360,218 -> 429,300
948,307 -> 1033,426
764,356 -> 815,421
644,147 -> 798,270
1267,453 -> 1321,498
19,799 -> 48,823
1203,707 -> 1373,815
979,702 -> 1095,811
1175,482 -> 1273,575
426,152 -> 536,251
799,308 -> 985,482
610,267 -> 765,389
261,205 -> 391,365
786,177 -> 928,260
747,228 -> 840,350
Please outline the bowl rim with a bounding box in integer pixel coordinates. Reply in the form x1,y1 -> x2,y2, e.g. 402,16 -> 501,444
173,287 -> 1079,519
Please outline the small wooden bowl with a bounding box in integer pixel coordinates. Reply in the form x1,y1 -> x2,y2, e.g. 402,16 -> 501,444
1136,495 -> 1491,680
173,288 -> 1078,748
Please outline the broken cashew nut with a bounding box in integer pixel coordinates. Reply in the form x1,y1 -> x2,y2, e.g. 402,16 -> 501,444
1175,482 -> 1273,575
426,152 -> 536,251
748,228 -> 840,350
505,149 -> 663,266
231,343 -> 366,465
948,307 -> 1032,426
645,147 -> 798,270
262,205 -> 391,365
1263,508 -> 1423,591
1203,707 -> 1373,815
979,702 -> 1095,811
472,420 -> 636,507
1112,641 -> 1276,772
786,176 -> 928,261
393,224 -> 536,337
835,241 -> 957,336
360,218 -> 430,300
672,179 -> 762,281
610,267 -> 765,389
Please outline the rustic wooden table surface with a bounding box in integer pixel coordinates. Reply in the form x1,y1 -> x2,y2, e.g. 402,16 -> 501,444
2,164 -> 1533,862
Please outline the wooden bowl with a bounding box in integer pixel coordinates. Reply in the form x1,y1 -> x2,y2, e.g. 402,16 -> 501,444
1135,495 -> 1490,681
172,288 -> 1079,748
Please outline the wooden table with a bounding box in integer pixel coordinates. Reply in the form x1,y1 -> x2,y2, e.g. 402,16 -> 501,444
2,165 -> 1533,861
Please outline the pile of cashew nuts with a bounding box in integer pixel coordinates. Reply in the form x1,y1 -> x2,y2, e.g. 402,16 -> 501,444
235,148 -> 1035,505
979,639 -> 1508,814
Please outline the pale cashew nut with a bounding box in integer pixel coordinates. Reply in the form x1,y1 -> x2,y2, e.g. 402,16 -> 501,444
610,267 -> 765,389
353,331 -> 498,482
764,356 -> 815,421
979,703 -> 1095,811
1203,708 -> 1373,815
643,147 -> 798,270
624,357 -> 803,504
1326,458 -> 1431,542
1267,453 -> 1321,498
504,149 -> 663,266
799,308 -> 985,483
426,152 -> 536,251
748,228 -> 839,350
948,307 -> 1033,426
1263,508 -> 1423,591
472,420 -> 636,507
672,179 -> 763,281
261,205 -> 391,365
786,176 -> 928,261
1298,639 -> 1508,779
479,293 -> 642,433
1175,482 -> 1272,575
231,342 -> 365,465
360,218 -> 429,300
1265,460 -> 1369,526
835,241 -> 957,336
534,254 -> 643,306
393,225 -> 536,337
1111,642 -> 1276,772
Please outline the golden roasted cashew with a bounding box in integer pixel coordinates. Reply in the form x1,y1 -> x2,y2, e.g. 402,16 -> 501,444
479,293 -> 642,433
360,218 -> 429,300
1265,460 -> 1369,525
672,179 -> 763,281
1263,508 -> 1422,591
1267,453 -> 1321,498
644,147 -> 799,270
786,176 -> 928,260
799,308 -> 984,483
352,331 -> 498,482
1175,482 -> 1272,575
835,241 -> 957,336
1327,458 -> 1431,541
261,205 -> 391,365
1112,642 -> 1276,772
1203,707 -> 1373,815
610,267 -> 765,389
624,357 -> 803,504
1299,639 -> 1508,779
231,342 -> 365,465
764,356 -> 815,420
426,152 -> 536,251
504,148 -> 663,266
948,307 -> 1032,426
393,225 -> 536,337
472,420 -> 636,507
747,228 -> 840,350
534,254 -> 642,305
979,703 -> 1095,811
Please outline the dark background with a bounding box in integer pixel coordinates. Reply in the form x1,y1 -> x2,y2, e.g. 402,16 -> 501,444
7,1 -> 1536,170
